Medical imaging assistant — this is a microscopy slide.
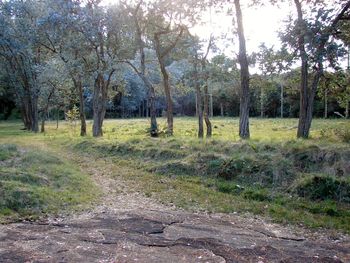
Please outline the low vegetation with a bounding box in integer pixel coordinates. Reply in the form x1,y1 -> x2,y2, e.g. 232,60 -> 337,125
0,142 -> 98,222
0,118 -> 349,232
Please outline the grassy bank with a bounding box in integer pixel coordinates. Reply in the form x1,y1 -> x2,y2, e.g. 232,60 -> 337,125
0,118 -> 349,232
0,141 -> 99,222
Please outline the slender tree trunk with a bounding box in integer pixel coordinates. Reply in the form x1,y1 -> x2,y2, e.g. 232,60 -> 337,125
195,95 -> 198,117
324,89 -> 328,119
194,61 -> 203,138
41,119 -> 45,133
92,73 -> 107,137
203,83 -> 212,137
346,101 -> 349,118
220,102 -> 224,117
74,76 -> 87,136
158,60 -> 173,135
209,93 -> 213,118
280,84 -> 284,118
234,0 -> 250,139
295,0 -> 310,138
201,60 -> 212,137
126,62 -> 158,136
31,93 -> 39,133
260,87 -> 264,118
56,108 -> 59,129
131,8 -> 158,136
21,97 -> 32,130
149,88 -> 158,136
153,27 -> 184,136
146,99 -> 149,118
196,88 -> 204,138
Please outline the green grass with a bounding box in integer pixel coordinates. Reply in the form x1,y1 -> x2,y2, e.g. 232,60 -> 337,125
0,141 -> 99,222
0,117 -> 349,232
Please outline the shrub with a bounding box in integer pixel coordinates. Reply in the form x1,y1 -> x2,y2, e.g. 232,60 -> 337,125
294,174 -> 350,203
242,188 -> 271,201
216,181 -> 245,194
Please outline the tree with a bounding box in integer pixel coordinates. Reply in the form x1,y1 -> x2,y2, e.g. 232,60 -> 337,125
0,0 -> 46,132
283,0 -> 350,138
145,0 -> 199,135
77,1 -> 133,137
125,0 -> 159,136
234,0 -> 250,139
152,17 -> 185,135
37,0 -> 90,136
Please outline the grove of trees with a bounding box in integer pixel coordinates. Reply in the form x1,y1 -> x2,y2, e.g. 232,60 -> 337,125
0,0 -> 349,138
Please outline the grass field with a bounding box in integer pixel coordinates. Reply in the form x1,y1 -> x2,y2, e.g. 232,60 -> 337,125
0,117 -> 349,232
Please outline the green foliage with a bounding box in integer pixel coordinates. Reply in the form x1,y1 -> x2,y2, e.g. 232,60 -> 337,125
216,180 -> 244,194
242,188 -> 271,202
65,105 -> 80,124
294,174 -> 350,203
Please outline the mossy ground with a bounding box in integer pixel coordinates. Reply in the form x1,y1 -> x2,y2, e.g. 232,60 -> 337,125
0,117 -> 349,232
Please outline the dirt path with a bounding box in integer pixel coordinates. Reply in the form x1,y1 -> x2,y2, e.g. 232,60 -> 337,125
1,151 -> 350,262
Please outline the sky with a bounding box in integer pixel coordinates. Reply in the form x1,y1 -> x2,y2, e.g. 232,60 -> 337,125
191,2 -> 294,56
102,0 -> 294,56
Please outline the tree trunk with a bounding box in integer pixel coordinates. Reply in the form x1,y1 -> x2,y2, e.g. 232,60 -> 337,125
149,88 -> 158,136
280,84 -> 284,118
31,93 -> 39,133
201,59 -> 212,137
153,27 -> 184,136
294,0 -> 350,137
324,89 -> 328,119
203,83 -> 212,137
41,119 -> 45,133
260,87 -> 264,118
21,97 -> 32,130
131,9 -> 158,136
56,108 -> 59,129
220,102 -> 224,117
146,99 -> 149,118
346,101 -> 349,119
158,60 -> 173,135
194,61 -> 203,138
295,0 -> 310,138
92,73 -> 107,137
234,0 -> 250,139
75,77 -> 87,136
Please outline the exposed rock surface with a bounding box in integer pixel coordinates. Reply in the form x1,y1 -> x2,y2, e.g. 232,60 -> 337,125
0,207 -> 349,262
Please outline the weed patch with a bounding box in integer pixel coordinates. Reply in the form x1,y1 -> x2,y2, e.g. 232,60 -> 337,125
293,174 -> 350,203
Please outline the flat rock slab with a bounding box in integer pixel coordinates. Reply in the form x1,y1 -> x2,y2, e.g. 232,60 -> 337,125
0,210 -> 349,263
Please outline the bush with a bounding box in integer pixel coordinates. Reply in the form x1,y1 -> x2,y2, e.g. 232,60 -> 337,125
242,188 -> 271,201
217,155 -> 261,180
294,174 -> 350,203
216,181 -> 245,194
